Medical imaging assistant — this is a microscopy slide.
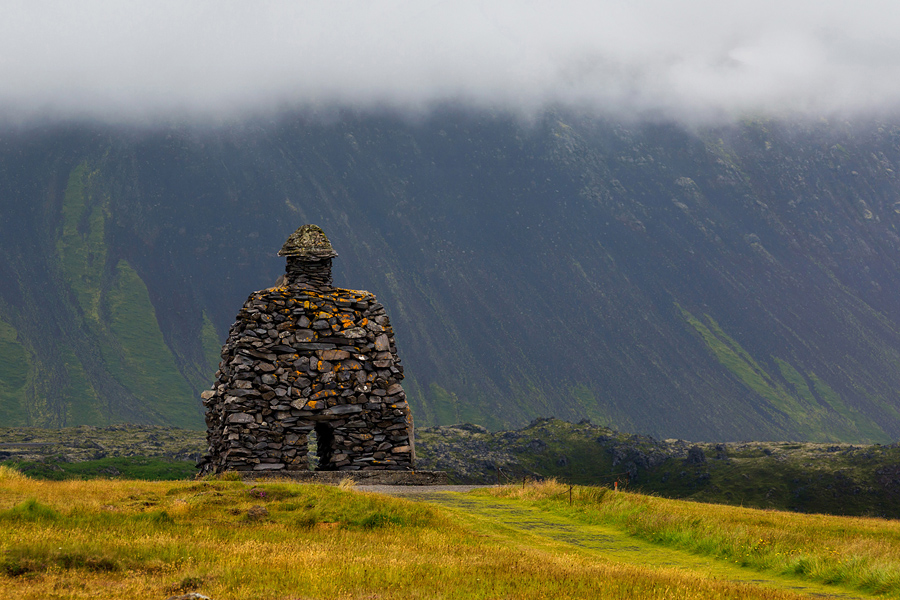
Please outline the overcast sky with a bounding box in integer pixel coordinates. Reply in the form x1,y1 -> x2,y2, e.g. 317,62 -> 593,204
4,0 -> 900,124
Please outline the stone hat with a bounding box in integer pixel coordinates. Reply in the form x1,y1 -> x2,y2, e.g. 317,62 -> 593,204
278,224 -> 338,259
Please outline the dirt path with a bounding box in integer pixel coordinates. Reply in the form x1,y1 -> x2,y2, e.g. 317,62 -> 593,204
379,488 -> 875,600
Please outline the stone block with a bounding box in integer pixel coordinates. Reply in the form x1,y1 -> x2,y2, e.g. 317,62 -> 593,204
253,463 -> 285,470
319,349 -> 351,361
323,404 -> 363,415
226,413 -> 255,424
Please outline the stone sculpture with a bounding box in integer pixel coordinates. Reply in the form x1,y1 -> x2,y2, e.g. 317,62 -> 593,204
198,224 -> 414,475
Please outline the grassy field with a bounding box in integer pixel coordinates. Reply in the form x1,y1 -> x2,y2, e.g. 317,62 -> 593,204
485,480 -> 900,597
0,467 -> 897,599
3,456 -> 197,481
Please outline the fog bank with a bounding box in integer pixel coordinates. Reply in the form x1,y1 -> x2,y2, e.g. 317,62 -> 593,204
4,1 -> 900,123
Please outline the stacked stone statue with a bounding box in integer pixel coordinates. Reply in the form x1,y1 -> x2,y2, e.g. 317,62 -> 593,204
198,224 -> 414,475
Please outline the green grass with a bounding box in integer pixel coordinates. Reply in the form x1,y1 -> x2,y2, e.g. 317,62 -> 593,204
487,480 -> 900,597
0,319 -> 31,427
427,382 -> 462,425
0,321 -> 28,392
0,498 -> 61,523
102,260 -> 202,427
1,469 -> 891,599
773,358 -> 817,406
1,457 -> 196,481
680,307 -> 808,423
45,161 -> 209,429
678,304 -> 887,442
56,162 -> 106,321
59,344 -> 106,427
809,374 -> 886,441
205,480 -> 438,529
200,311 -> 223,375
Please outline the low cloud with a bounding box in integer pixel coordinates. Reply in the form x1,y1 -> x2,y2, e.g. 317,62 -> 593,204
4,0 -> 900,123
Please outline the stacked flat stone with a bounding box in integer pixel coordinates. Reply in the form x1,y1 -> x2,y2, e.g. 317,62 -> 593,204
198,224 -> 414,475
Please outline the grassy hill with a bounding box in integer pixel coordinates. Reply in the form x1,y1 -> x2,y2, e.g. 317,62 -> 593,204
3,113 -> 900,441
1,468 -> 898,599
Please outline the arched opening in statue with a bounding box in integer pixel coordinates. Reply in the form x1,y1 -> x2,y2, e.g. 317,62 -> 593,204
307,422 -> 336,471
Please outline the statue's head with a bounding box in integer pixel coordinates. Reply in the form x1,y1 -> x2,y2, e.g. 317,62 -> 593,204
278,224 -> 338,260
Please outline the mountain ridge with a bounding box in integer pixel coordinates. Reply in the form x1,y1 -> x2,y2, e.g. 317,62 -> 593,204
1,111 -> 900,442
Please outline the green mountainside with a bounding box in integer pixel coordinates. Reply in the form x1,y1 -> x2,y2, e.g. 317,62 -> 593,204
1,112 -> 900,441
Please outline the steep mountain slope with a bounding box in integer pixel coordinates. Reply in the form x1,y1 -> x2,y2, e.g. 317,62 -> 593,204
1,112 -> 900,442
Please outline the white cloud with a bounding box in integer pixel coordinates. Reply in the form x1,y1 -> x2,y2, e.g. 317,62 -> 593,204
3,0 -> 900,123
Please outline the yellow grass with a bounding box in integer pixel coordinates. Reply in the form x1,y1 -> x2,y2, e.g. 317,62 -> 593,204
488,479 -> 900,595
0,471 -> 855,599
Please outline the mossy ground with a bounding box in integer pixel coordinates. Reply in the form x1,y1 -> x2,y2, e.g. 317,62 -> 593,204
2,457 -> 196,481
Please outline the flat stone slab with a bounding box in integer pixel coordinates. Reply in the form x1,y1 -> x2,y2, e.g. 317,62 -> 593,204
225,470 -> 449,485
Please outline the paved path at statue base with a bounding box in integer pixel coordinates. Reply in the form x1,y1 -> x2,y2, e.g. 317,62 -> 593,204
228,470 -> 448,485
